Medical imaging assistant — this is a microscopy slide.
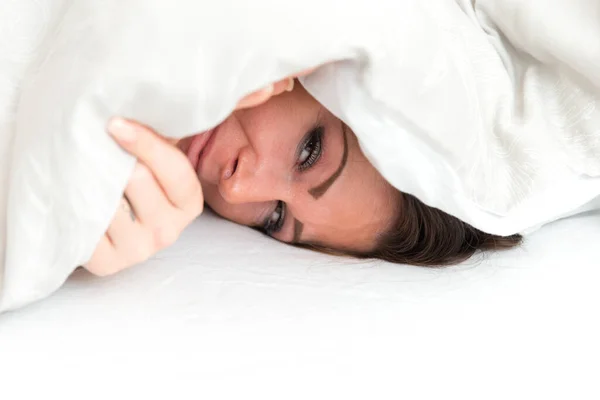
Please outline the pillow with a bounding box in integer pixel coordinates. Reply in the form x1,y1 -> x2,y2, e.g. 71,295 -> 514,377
2,0 -> 600,311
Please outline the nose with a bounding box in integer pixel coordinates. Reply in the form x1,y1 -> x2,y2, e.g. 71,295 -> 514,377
219,145 -> 290,204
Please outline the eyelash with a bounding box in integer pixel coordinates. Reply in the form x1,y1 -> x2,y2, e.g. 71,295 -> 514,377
298,126 -> 324,172
264,200 -> 286,235
263,126 -> 325,236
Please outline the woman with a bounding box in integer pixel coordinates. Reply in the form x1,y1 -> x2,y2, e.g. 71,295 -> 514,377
85,77 -> 520,276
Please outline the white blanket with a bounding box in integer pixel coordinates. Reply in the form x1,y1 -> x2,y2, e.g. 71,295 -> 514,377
1,210 -> 599,399
1,0 -> 600,312
305,0 -> 600,234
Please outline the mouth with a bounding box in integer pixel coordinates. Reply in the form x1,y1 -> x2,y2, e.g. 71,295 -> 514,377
186,126 -> 218,171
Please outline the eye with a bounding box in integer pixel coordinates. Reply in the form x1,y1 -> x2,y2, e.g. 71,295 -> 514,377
298,126 -> 323,171
263,201 -> 286,235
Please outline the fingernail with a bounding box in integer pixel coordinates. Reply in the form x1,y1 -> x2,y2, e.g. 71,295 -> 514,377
108,117 -> 136,142
285,78 -> 295,92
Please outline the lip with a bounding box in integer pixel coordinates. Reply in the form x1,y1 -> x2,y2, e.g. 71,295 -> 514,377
186,127 -> 216,171
197,124 -> 221,173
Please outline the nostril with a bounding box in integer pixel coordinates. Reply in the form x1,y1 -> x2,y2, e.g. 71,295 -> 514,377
223,158 -> 239,180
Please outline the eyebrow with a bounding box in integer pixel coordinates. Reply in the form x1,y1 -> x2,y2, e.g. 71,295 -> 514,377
292,124 -> 349,243
308,124 -> 349,199
293,219 -> 304,243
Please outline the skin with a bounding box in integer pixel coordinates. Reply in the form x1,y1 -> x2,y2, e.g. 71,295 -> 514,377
187,85 -> 398,252
85,78 -> 398,276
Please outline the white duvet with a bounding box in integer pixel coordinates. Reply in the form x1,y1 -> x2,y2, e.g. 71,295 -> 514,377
1,0 -> 599,312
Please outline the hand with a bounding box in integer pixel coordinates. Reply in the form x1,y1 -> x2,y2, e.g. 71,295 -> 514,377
84,118 -> 204,276
85,68 -> 316,276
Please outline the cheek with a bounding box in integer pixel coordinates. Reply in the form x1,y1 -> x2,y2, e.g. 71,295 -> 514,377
202,184 -> 259,226
202,185 -> 230,218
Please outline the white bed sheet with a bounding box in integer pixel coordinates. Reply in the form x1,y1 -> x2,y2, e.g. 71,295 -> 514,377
0,211 -> 599,400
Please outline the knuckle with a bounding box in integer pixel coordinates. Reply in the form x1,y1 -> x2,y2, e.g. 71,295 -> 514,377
182,184 -> 204,215
153,225 -> 180,249
193,182 -> 204,201
86,262 -> 119,277
129,237 -> 155,264
131,163 -> 153,183
95,267 -> 117,277
83,262 -> 102,276
173,163 -> 194,186
193,200 -> 204,217
188,191 -> 204,215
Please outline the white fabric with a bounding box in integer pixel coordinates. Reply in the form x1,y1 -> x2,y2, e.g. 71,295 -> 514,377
2,0 -> 600,312
1,211 -> 599,400
303,0 -> 600,235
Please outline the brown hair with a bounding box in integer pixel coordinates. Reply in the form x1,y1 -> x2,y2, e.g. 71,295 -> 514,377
299,193 -> 522,267
367,193 -> 522,266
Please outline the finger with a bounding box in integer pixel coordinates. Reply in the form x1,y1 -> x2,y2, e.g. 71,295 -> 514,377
107,198 -> 154,265
107,118 -> 204,214
125,163 -> 191,246
271,77 -> 295,97
235,67 -> 318,110
125,162 -> 176,225
122,194 -> 137,222
236,84 -> 275,109
84,235 -> 125,277
236,79 -> 293,110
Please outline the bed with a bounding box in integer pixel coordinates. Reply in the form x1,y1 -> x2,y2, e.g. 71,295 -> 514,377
0,210 -> 598,399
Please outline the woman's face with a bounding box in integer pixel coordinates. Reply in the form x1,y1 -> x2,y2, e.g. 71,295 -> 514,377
178,85 -> 398,253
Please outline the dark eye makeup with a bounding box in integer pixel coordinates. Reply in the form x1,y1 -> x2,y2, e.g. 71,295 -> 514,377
297,126 -> 324,171
262,125 -> 325,236
263,200 -> 286,235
